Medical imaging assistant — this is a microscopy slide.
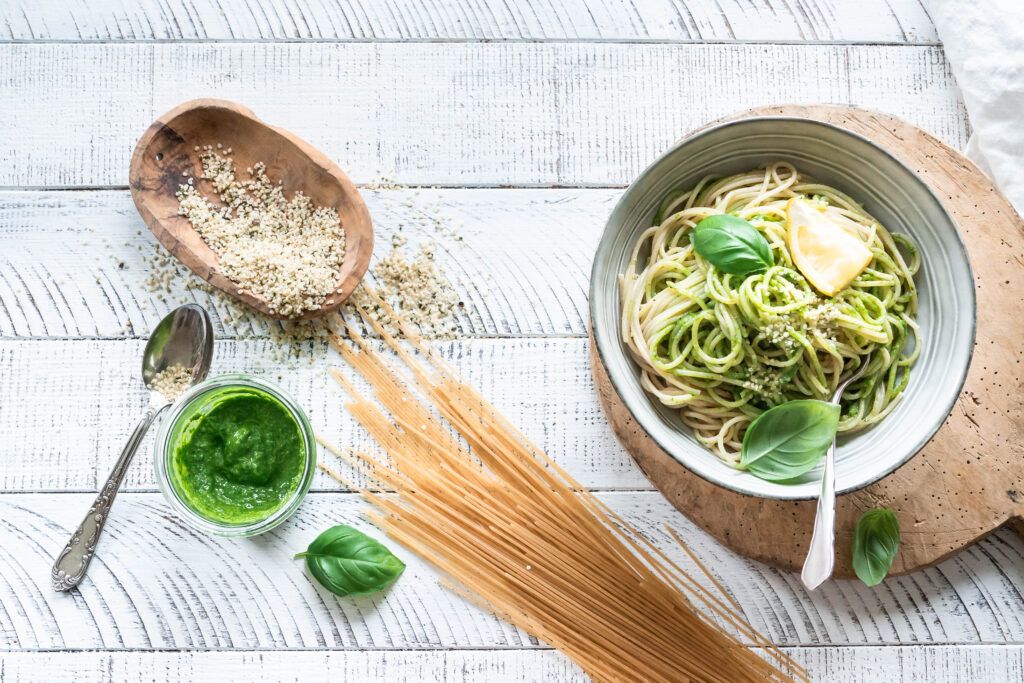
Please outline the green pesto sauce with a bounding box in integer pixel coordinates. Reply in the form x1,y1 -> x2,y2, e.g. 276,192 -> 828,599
170,386 -> 305,525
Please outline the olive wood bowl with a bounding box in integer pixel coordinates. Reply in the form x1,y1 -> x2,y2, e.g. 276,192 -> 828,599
129,98 -> 373,321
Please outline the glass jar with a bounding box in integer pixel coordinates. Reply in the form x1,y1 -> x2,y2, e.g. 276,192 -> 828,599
153,373 -> 316,537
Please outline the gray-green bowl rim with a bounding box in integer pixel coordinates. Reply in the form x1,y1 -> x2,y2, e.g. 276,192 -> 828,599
589,115 -> 977,501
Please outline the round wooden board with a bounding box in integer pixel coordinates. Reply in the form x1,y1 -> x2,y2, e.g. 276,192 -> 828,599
591,105 -> 1024,577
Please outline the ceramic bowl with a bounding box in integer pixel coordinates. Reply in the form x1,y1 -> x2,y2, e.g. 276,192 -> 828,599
590,116 -> 976,500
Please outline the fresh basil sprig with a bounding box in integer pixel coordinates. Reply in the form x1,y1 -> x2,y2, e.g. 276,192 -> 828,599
740,400 -> 839,482
692,214 -> 774,276
296,525 -> 405,597
852,508 -> 900,586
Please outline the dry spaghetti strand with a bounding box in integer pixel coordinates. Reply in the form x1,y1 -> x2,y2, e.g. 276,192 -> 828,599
321,293 -> 808,683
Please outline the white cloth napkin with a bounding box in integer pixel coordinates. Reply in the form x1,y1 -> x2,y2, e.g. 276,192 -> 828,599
927,0 -> 1024,214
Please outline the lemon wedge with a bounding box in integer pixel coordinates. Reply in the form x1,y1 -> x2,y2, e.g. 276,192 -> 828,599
786,198 -> 872,296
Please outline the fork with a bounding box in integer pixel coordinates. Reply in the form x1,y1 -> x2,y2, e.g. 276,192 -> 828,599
800,356 -> 872,590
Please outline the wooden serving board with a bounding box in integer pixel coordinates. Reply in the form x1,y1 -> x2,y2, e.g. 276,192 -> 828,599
591,105 -> 1024,577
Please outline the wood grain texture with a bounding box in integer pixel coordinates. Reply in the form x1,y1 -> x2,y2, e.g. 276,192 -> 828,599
0,338 -> 646,492
2,646 -> 1024,682
2,5 -> 1019,677
0,0 -> 939,42
0,43 -> 966,188
592,105 -> 1024,578
4,492 -> 1024,652
129,98 -> 373,320
0,188 -> 608,339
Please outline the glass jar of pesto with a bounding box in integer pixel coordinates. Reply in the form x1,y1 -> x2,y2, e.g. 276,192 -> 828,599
154,374 -> 316,536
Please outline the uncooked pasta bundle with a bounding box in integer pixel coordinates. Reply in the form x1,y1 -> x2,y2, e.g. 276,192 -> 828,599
319,293 -> 806,682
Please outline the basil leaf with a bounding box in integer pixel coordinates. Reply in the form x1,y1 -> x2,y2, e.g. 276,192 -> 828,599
740,400 -> 839,482
692,215 -> 774,276
852,508 -> 900,586
295,525 -> 405,597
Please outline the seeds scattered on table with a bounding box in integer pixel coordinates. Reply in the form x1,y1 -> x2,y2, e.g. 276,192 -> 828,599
176,146 -> 346,317
347,236 -> 460,338
151,175 -> 461,358
151,364 -> 192,401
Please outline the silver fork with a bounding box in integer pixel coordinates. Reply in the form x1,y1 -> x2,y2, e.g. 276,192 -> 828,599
800,357 -> 872,590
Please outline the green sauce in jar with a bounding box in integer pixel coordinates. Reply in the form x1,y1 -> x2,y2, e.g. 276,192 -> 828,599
169,385 -> 306,525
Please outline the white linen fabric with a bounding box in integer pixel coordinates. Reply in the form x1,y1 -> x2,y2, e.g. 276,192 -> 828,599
927,0 -> 1024,213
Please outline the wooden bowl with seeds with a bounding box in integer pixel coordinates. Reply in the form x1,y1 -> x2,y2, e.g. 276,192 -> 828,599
129,98 -> 373,321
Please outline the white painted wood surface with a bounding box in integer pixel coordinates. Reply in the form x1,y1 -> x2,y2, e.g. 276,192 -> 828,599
0,44 -> 966,188
3,0 -> 938,43
4,494 -> 1024,650
1,1 -> 1020,681
0,189 -> 607,338
0,338 -> 646,492
2,647 -> 1024,683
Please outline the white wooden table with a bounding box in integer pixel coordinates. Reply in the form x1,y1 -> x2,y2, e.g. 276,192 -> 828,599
1,2 -> 1021,681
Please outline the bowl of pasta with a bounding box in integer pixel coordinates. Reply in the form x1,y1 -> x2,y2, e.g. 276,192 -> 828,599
590,116 -> 976,499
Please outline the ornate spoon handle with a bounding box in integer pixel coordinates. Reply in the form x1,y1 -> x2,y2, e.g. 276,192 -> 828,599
52,403 -> 167,591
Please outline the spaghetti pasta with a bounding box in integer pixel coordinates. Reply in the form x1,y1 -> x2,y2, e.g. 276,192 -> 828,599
620,163 -> 920,462
321,294 -> 806,682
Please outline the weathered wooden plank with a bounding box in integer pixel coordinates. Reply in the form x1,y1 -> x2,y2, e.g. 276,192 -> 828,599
1,646 -> 1023,682
0,0 -> 939,43
0,337 -> 647,492
0,43 -> 966,188
3,492 -> 1024,651
0,189 -> 607,338
0,650 -> 584,682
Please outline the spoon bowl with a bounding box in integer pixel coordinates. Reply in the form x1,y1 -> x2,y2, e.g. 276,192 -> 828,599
128,98 -> 373,321
143,303 -> 215,388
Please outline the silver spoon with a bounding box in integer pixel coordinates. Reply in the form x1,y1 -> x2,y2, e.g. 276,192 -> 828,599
52,304 -> 213,591
800,357 -> 872,591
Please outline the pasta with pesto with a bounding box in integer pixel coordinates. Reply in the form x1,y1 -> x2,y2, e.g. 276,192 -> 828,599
620,162 -> 920,463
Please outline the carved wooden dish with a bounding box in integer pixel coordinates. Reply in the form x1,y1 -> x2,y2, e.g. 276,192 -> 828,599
129,98 -> 373,320
591,105 -> 1024,577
